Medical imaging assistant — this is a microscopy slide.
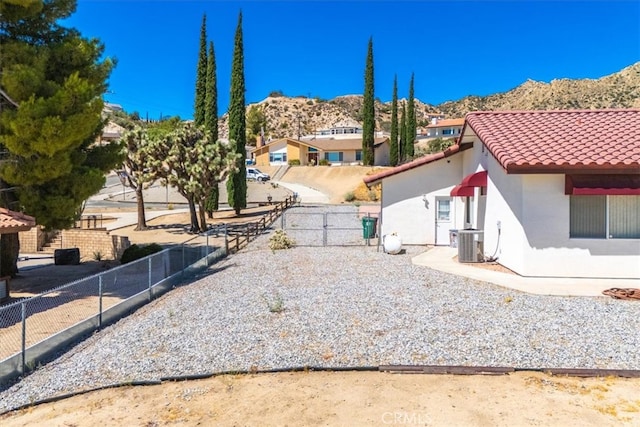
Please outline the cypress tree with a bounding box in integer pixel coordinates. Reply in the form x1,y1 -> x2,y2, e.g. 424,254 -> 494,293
405,73 -> 416,159
204,40 -> 219,217
389,75 -> 399,166
194,14 -> 207,126
400,102 -> 407,162
204,41 -> 218,141
227,11 -> 247,215
362,37 -> 375,166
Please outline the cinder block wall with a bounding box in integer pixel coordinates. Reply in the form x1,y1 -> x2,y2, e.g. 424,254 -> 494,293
18,227 -> 46,253
19,228 -> 130,261
59,229 -> 130,261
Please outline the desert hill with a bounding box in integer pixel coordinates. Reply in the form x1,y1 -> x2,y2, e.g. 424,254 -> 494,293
218,62 -> 640,141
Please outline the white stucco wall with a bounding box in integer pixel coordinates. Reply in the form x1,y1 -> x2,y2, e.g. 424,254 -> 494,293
380,138 -> 639,278
481,150 -> 640,279
380,154 -> 465,245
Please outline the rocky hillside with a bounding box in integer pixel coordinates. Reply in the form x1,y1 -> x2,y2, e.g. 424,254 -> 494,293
219,62 -> 640,141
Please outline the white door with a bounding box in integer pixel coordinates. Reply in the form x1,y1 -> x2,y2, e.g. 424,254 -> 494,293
435,197 -> 452,246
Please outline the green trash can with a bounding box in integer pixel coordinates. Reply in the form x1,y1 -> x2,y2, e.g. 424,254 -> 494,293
362,217 -> 378,239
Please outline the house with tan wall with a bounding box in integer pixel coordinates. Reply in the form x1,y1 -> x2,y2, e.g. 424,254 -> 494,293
252,137 -> 390,166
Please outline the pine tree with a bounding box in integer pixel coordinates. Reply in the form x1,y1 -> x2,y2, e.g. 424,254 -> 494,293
389,75 -> 399,166
400,102 -> 407,162
405,73 -> 416,159
362,37 -> 375,166
204,40 -> 219,218
0,0 -> 121,276
0,0 -> 120,229
226,11 -> 247,215
194,14 -> 207,127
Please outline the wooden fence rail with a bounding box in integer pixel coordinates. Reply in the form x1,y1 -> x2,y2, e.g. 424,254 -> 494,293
225,195 -> 294,254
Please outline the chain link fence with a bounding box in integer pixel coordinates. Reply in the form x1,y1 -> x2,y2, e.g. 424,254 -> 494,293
0,197 -> 296,385
279,205 -> 381,247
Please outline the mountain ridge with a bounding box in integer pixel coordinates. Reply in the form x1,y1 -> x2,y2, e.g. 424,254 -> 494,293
219,62 -> 640,141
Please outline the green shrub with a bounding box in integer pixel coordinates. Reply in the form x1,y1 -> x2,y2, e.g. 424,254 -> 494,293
344,191 -> 356,202
288,159 -> 301,166
318,158 -> 329,166
120,243 -> 164,264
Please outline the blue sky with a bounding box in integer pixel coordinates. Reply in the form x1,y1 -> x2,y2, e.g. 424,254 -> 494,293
65,0 -> 640,120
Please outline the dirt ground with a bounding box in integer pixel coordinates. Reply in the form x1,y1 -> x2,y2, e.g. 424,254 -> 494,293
4,169 -> 640,425
2,371 -> 639,426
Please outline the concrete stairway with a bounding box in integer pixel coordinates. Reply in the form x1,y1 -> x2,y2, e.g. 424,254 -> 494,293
271,165 -> 290,181
40,231 -> 62,254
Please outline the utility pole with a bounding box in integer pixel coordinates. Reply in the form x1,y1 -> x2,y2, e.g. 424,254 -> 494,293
297,113 -> 302,140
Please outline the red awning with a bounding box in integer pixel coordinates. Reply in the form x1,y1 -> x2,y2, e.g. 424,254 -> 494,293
565,174 -> 640,196
451,170 -> 487,197
460,170 -> 487,187
450,184 -> 474,197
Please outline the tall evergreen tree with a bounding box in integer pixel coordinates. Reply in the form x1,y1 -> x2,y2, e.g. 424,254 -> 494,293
204,40 -> 219,217
226,11 -> 247,215
405,73 -> 416,159
362,37 -> 375,166
194,14 -> 207,127
0,0 -> 121,276
389,75 -> 399,166
204,41 -> 218,140
400,102 -> 407,162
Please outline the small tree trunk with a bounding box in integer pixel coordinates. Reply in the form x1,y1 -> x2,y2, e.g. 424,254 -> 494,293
1,233 -> 20,278
134,185 -> 147,231
198,201 -> 208,233
187,197 -> 200,233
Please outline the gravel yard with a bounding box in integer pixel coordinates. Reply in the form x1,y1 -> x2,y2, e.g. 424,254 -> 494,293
1,206 -> 639,413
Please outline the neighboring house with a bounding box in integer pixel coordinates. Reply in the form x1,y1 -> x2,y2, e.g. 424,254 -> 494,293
252,136 -> 390,166
303,121 -> 386,140
96,121 -> 125,145
418,118 -> 465,139
364,109 -> 640,279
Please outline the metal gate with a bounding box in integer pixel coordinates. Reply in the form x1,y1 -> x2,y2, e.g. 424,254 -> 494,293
280,206 -> 379,247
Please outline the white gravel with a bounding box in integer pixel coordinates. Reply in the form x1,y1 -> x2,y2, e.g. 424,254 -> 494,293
1,205 -> 639,412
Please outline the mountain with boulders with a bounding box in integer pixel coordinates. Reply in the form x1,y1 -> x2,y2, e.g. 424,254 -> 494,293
219,62 -> 640,141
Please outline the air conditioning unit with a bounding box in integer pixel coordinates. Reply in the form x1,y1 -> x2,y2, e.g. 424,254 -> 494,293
458,230 -> 484,263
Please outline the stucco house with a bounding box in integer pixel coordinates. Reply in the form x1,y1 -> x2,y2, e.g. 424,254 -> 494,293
418,117 -> 465,139
252,136 -> 390,166
364,109 -> 640,279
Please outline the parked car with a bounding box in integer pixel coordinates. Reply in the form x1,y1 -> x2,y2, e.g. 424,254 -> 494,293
246,167 -> 270,182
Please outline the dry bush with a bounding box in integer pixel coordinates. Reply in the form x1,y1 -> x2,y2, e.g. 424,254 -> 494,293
351,168 -> 383,201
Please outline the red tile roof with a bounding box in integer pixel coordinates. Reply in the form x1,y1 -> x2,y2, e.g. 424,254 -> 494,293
364,109 -> 640,186
466,109 -> 640,173
0,208 -> 36,233
363,144 -> 468,186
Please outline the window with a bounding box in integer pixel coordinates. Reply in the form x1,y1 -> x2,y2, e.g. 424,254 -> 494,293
437,199 -> 451,221
570,195 -> 640,238
269,152 -> 287,163
355,150 -> 362,161
324,152 -> 343,162
442,128 -> 453,135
